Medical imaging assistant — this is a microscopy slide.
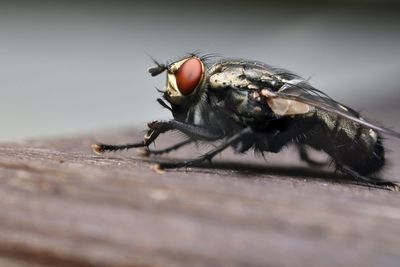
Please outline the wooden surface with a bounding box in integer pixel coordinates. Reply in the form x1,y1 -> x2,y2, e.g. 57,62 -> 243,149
1,108 -> 400,267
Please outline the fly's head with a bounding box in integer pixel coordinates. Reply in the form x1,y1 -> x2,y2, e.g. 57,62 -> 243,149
149,56 -> 206,106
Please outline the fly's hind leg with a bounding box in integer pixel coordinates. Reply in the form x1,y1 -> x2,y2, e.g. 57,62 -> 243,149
158,127 -> 252,169
338,164 -> 399,191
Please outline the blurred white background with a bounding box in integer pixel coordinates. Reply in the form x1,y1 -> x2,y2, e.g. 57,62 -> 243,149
1,0 -> 399,141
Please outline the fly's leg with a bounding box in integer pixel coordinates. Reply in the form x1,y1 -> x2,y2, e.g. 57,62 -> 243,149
92,120 -> 223,154
149,120 -> 223,141
140,139 -> 193,157
91,121 -> 172,154
338,165 -> 399,191
297,145 -> 330,167
255,119 -> 318,153
158,127 -> 252,169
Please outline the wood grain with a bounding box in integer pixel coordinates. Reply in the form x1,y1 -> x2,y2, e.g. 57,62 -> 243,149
0,107 -> 400,267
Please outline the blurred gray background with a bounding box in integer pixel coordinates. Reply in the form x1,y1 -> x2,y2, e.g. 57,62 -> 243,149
1,0 -> 399,141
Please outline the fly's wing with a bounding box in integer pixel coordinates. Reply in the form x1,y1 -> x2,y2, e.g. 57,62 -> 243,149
273,79 -> 400,139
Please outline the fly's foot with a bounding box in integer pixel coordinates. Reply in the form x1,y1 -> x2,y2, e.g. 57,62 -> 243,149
361,180 -> 400,192
152,164 -> 166,174
91,144 -> 105,155
339,165 -> 399,191
138,147 -> 151,157
374,181 -> 399,192
354,179 -> 399,192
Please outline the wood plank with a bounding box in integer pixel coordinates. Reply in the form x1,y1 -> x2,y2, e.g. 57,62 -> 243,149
0,107 -> 400,267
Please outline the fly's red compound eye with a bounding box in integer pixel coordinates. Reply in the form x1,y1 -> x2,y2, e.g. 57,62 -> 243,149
175,58 -> 203,95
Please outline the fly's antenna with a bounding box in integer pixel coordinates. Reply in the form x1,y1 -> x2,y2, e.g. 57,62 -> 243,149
147,55 -> 167,76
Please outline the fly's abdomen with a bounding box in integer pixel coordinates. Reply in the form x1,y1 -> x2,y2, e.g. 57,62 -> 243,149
314,111 -> 385,175
335,127 -> 384,175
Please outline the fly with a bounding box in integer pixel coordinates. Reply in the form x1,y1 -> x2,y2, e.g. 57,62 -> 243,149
92,52 -> 400,190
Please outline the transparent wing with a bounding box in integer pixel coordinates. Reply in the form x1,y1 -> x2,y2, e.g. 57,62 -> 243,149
274,80 -> 400,138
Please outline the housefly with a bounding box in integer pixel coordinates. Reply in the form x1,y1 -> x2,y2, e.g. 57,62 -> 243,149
92,52 -> 400,190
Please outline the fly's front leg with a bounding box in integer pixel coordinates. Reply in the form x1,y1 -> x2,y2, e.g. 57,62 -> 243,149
158,127 -> 252,169
91,120 -> 172,154
92,119 -> 223,155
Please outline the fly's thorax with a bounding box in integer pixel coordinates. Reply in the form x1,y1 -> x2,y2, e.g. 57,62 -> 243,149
164,57 -> 206,106
208,62 -> 314,119
209,67 -> 250,89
